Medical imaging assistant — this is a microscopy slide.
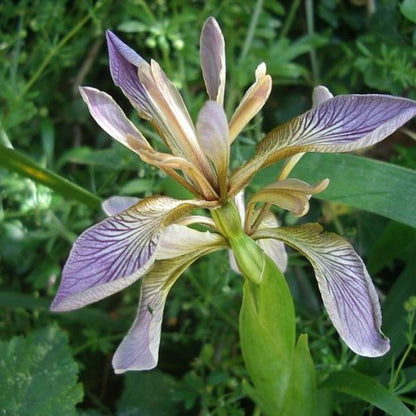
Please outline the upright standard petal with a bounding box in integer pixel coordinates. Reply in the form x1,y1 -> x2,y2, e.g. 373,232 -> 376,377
200,17 -> 226,105
196,100 -> 230,195
255,224 -> 390,357
106,31 -> 154,119
51,196 -> 210,312
138,61 -> 214,182
112,232 -> 225,373
79,86 -> 150,151
229,63 -> 272,143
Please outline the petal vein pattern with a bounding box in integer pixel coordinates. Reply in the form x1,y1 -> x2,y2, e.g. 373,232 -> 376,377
257,95 -> 416,165
51,196 -> 207,312
113,237 -> 225,372
255,224 -> 390,357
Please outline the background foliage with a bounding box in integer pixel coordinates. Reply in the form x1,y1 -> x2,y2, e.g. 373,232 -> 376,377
1,0 -> 415,414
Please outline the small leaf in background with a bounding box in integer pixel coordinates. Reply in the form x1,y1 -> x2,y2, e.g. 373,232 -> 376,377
0,325 -> 83,416
400,0 -> 416,23
117,369 -> 179,416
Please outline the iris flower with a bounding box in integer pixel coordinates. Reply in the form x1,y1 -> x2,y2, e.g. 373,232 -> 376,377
51,17 -> 416,373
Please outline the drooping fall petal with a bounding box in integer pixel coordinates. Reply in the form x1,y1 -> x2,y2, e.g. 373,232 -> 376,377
200,17 -> 226,105
79,86 -> 151,151
112,230 -> 225,373
51,196 -> 211,312
258,94 -> 416,165
255,224 -> 390,357
230,94 -> 416,196
102,196 -> 140,216
229,63 -> 272,143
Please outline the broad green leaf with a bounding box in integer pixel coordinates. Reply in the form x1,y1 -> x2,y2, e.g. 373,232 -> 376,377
320,370 -> 414,416
117,370 -> 179,415
0,326 -> 83,416
254,153 -> 416,228
0,144 -> 101,208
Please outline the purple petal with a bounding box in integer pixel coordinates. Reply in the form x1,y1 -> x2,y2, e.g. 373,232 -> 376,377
256,224 -> 390,357
312,85 -> 333,107
113,239 -> 223,373
102,196 -> 140,216
257,94 -> 416,166
106,31 -> 153,117
200,17 -> 226,105
51,196 -> 200,312
79,87 -> 148,150
196,100 -> 229,179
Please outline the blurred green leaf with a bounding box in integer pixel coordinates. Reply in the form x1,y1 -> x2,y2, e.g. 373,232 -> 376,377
255,153 -> 416,228
400,0 -> 416,23
321,370 -> 414,416
0,144 -> 102,208
367,222 -> 416,274
117,370 -> 179,416
0,292 -> 121,330
0,326 -> 83,416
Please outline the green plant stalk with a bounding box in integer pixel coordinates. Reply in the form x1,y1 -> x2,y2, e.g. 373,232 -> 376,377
21,13 -> 91,97
212,203 -> 316,415
0,144 -> 101,209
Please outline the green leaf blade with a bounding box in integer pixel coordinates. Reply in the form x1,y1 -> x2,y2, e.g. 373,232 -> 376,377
0,144 -> 102,209
320,370 -> 414,416
254,153 -> 416,228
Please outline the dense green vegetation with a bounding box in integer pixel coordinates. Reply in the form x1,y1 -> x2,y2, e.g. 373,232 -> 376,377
1,1 -> 416,414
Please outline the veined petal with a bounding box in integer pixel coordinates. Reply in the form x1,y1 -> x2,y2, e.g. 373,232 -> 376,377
229,94 -> 416,196
255,224 -> 390,357
196,101 -> 229,192
102,196 -> 140,216
138,61 -> 214,181
312,85 -> 333,107
107,30 -> 211,180
112,246 -> 223,373
106,31 -> 154,119
229,63 -> 272,143
248,178 -> 329,217
79,87 -> 150,151
200,17 -> 226,105
257,94 -> 416,166
156,224 -> 227,259
51,196 -> 211,312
